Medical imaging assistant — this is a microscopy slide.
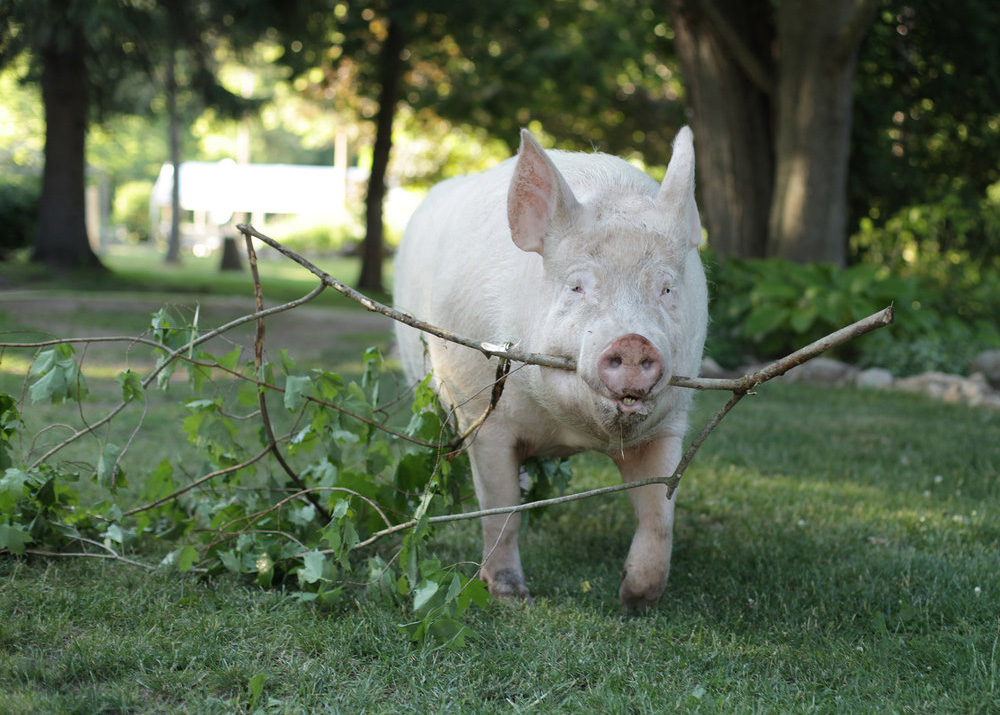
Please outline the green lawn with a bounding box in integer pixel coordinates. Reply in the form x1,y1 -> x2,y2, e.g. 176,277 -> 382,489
1,384 -> 997,713
0,254 -> 998,713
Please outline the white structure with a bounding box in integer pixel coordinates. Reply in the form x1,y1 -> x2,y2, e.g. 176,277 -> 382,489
149,160 -> 365,254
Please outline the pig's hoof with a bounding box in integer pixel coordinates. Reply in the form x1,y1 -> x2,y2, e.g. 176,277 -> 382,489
485,568 -> 534,604
619,567 -> 665,611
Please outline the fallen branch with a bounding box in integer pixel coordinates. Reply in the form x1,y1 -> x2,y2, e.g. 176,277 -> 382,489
352,305 -> 895,541
234,223 -> 895,528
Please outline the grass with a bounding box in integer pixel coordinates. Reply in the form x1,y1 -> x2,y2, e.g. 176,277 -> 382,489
0,243 -> 390,308
1,252 -> 999,713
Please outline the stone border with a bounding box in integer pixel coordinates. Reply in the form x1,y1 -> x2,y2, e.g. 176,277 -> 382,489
700,350 -> 1000,411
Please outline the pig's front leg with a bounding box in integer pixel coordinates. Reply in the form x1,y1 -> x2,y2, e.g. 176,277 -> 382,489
467,423 -> 532,602
614,433 -> 683,610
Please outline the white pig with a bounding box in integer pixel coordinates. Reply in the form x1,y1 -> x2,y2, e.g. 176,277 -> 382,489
393,127 -> 708,609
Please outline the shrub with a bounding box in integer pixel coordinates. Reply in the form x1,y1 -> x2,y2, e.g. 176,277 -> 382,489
706,252 -> 1000,376
271,213 -> 364,255
0,177 -> 39,258
112,180 -> 154,243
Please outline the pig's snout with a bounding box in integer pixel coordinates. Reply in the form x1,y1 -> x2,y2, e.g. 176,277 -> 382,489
597,334 -> 664,399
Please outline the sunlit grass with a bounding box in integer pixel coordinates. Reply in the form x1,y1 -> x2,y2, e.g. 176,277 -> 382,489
0,242 -> 393,307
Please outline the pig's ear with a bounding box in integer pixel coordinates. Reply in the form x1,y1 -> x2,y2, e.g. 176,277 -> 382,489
507,129 -> 580,255
657,126 -> 702,248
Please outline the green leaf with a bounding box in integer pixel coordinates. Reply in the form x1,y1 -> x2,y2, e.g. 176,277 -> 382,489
28,345 -> 87,404
97,443 -> 123,489
789,304 -> 819,334
0,524 -> 33,554
301,551 -> 329,584
142,459 -> 176,502
177,545 -> 199,572
248,673 -> 267,710
116,369 -> 144,402
413,579 -> 441,614
743,304 -> 790,339
283,375 -> 313,412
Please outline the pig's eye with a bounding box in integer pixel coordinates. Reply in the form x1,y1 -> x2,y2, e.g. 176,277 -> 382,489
660,285 -> 672,297
566,271 -> 593,297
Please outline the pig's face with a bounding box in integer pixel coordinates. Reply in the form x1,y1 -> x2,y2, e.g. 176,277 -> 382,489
534,202 -> 702,442
507,130 -> 706,446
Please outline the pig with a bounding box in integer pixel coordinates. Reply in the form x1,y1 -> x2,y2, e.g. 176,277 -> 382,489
393,127 -> 708,610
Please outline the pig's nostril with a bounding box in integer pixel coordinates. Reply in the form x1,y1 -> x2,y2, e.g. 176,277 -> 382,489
609,356 -> 622,368
641,359 -> 652,369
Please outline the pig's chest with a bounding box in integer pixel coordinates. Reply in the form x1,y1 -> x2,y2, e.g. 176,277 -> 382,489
503,389 -> 657,460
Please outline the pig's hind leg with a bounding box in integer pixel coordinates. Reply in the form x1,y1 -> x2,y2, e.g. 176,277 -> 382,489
467,425 -> 532,602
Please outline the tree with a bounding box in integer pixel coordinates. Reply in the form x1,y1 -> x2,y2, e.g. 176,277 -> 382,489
0,1 -> 119,270
0,0 -> 263,271
667,0 -> 878,266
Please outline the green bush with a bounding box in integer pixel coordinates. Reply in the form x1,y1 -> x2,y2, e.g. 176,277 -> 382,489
0,177 -> 39,258
111,180 -> 153,243
272,213 -> 364,255
706,252 -> 1000,376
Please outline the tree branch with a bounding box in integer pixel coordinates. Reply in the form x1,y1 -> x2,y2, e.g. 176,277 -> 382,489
351,307 -> 895,544
244,233 -> 331,523
237,223 -> 576,372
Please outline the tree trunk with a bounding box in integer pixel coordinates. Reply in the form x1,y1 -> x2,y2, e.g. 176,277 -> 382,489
668,0 -> 774,261
165,48 -> 183,264
359,18 -> 406,294
766,1 -> 873,267
667,0 -> 875,265
32,26 -> 104,271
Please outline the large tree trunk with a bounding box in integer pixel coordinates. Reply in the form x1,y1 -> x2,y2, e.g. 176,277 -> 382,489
667,0 -> 875,265
358,18 -> 406,294
668,0 -> 773,260
32,26 -> 104,271
767,1 -> 874,266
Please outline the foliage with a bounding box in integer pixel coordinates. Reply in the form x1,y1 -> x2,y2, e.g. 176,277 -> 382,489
852,0 -> 1000,245
268,213 -> 365,255
110,180 -> 153,243
706,252 -> 1000,375
0,307 -> 493,647
0,177 -> 39,257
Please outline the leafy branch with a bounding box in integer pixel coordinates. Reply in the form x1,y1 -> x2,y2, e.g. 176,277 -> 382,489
0,225 -> 894,647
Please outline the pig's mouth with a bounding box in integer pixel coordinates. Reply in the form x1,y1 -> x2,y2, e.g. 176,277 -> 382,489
617,394 -> 647,414
601,390 -> 656,423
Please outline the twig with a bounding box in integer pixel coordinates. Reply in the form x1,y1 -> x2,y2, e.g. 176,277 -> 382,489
16,548 -> 154,570
244,234 -> 332,523
123,445 -> 274,516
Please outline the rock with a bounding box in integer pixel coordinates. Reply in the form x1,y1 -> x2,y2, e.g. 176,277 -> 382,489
894,371 -> 991,407
857,367 -> 894,389
784,357 -> 859,387
970,350 -> 1000,390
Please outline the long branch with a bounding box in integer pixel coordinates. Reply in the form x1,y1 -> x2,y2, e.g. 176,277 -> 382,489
354,305 -> 895,544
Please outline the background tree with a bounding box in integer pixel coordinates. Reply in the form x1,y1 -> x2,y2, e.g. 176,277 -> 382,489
0,1 -> 131,270
0,0 -> 261,271
667,0 -> 878,266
